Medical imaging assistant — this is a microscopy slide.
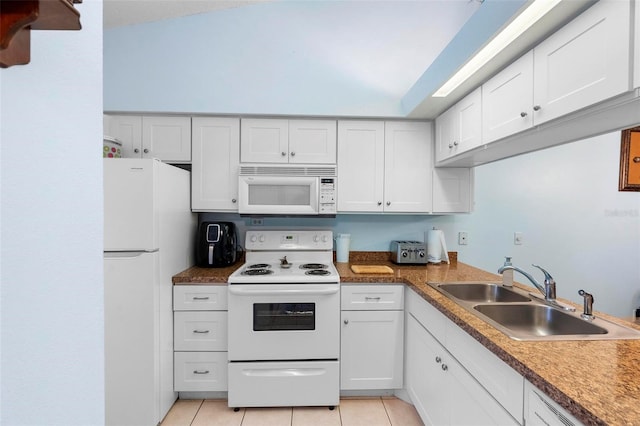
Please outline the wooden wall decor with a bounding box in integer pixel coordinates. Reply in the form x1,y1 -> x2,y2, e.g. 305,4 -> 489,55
619,126 -> 640,191
0,0 -> 82,68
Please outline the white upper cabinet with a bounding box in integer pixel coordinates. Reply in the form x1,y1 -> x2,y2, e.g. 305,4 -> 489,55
481,0 -> 631,145
191,117 -> 240,212
383,121 -> 433,213
432,168 -> 472,213
482,51 -> 534,144
337,121 -> 432,213
337,120 -> 385,212
241,118 -> 336,164
436,87 -> 482,161
104,115 -> 191,163
635,0 -> 640,89
532,0 -> 631,125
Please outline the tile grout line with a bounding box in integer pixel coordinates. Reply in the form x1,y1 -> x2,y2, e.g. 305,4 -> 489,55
380,397 -> 393,426
188,399 -> 205,426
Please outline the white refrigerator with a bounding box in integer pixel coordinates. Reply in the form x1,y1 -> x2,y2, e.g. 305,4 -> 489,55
104,159 -> 195,426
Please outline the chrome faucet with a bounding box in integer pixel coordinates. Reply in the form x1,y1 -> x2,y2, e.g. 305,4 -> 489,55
497,263 -> 556,302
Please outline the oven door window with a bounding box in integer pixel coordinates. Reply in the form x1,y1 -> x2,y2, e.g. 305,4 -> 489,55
253,303 -> 315,331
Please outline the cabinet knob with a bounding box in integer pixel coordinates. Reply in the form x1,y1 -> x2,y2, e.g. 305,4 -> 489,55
533,105 -> 541,111
377,201 -> 382,206
435,356 -> 441,363
453,141 -> 458,146
290,152 -> 296,156
634,157 -> 640,163
386,201 -> 391,206
134,148 -> 140,154
232,199 -> 237,203
281,152 -> 287,156
344,319 -> 349,325
448,143 -> 453,149
520,112 -> 528,118
441,364 -> 448,371
143,148 -> 150,154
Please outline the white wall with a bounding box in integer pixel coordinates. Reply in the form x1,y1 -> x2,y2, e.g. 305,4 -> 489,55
429,132 -> 640,319
0,2 -> 104,424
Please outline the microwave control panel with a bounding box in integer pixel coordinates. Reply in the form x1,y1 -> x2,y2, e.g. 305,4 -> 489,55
319,178 -> 336,214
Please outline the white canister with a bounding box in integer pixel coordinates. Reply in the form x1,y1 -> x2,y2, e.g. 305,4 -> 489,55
335,234 -> 351,263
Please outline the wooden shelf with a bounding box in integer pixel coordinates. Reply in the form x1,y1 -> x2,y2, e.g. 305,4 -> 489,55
0,0 -> 82,68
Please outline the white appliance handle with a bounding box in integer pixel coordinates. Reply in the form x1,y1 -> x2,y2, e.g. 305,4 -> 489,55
228,287 -> 339,296
242,368 -> 327,378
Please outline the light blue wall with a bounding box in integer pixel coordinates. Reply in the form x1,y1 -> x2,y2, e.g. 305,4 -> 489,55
0,2 -> 104,424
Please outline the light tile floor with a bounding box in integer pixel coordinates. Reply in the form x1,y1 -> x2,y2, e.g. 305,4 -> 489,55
161,397 -> 424,426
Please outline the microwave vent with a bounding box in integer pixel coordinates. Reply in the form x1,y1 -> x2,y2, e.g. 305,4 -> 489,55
240,166 -> 336,177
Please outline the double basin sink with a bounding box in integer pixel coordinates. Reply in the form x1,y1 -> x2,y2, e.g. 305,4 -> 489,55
428,282 -> 640,341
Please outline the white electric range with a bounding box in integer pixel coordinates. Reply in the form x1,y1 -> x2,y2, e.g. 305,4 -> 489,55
227,229 -> 340,409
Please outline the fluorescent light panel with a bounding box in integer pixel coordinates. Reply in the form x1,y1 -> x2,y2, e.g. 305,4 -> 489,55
432,0 -> 562,98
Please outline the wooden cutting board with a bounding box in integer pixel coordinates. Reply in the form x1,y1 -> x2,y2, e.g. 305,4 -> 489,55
350,265 -> 394,274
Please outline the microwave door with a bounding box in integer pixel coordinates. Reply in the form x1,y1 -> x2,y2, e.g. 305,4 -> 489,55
239,176 -> 319,215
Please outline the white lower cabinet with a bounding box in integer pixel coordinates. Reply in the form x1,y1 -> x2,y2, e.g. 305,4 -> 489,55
173,285 -> 228,392
340,285 -> 404,390
405,288 -> 523,425
524,380 -> 582,426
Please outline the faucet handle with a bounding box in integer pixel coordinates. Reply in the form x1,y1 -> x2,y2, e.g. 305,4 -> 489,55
531,264 -> 554,284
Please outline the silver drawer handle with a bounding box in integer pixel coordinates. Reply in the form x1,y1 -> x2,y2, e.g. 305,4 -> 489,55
192,296 -> 210,300
193,330 -> 210,334
365,297 -> 381,301
193,370 -> 210,375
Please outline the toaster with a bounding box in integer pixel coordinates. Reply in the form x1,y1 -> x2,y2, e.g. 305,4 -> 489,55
390,240 -> 427,265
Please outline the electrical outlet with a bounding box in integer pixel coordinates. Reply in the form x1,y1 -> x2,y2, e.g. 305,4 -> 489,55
251,218 -> 264,226
458,231 -> 468,245
514,232 -> 523,245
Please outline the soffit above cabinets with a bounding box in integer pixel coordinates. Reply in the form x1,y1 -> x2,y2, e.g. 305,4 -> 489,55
403,0 -> 597,119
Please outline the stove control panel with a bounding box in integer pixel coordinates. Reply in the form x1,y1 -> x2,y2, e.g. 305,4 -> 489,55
246,230 -> 333,251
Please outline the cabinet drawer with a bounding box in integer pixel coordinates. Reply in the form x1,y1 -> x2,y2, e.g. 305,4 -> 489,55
174,285 -> 228,311
341,285 -> 404,310
174,351 -> 228,392
174,311 -> 228,351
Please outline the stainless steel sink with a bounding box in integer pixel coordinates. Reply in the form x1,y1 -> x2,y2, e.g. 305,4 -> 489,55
428,281 -> 640,341
473,303 -> 608,339
438,283 -> 531,303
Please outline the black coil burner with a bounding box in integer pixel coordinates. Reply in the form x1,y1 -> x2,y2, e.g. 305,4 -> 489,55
300,263 -> 328,270
241,268 -> 273,276
247,263 -> 271,269
305,269 -> 331,276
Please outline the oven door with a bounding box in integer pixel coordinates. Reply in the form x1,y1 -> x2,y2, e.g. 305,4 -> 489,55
238,176 -> 319,215
227,283 -> 340,361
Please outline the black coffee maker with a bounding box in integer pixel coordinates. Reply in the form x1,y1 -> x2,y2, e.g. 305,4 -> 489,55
195,222 -> 238,267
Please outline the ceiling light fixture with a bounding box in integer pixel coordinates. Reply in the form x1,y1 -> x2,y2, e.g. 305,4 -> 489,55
432,0 -> 562,98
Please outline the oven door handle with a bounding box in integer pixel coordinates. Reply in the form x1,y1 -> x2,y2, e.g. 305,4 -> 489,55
228,287 -> 339,296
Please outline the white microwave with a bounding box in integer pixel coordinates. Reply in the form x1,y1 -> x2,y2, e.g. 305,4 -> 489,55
238,166 -> 337,216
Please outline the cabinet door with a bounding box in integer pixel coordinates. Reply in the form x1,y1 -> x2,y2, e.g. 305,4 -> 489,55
288,119 -> 337,164
191,117 -> 240,211
435,105 -> 457,162
340,310 -> 403,390
457,87 -> 482,152
142,116 -> 192,162
533,0 -> 631,125
635,0 -> 640,89
384,121 -> 432,213
447,353 -> 519,426
337,120 -> 385,212
405,314 -> 449,426
240,118 -> 289,163
105,115 -> 142,158
482,51 -> 534,144
432,168 -> 472,213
